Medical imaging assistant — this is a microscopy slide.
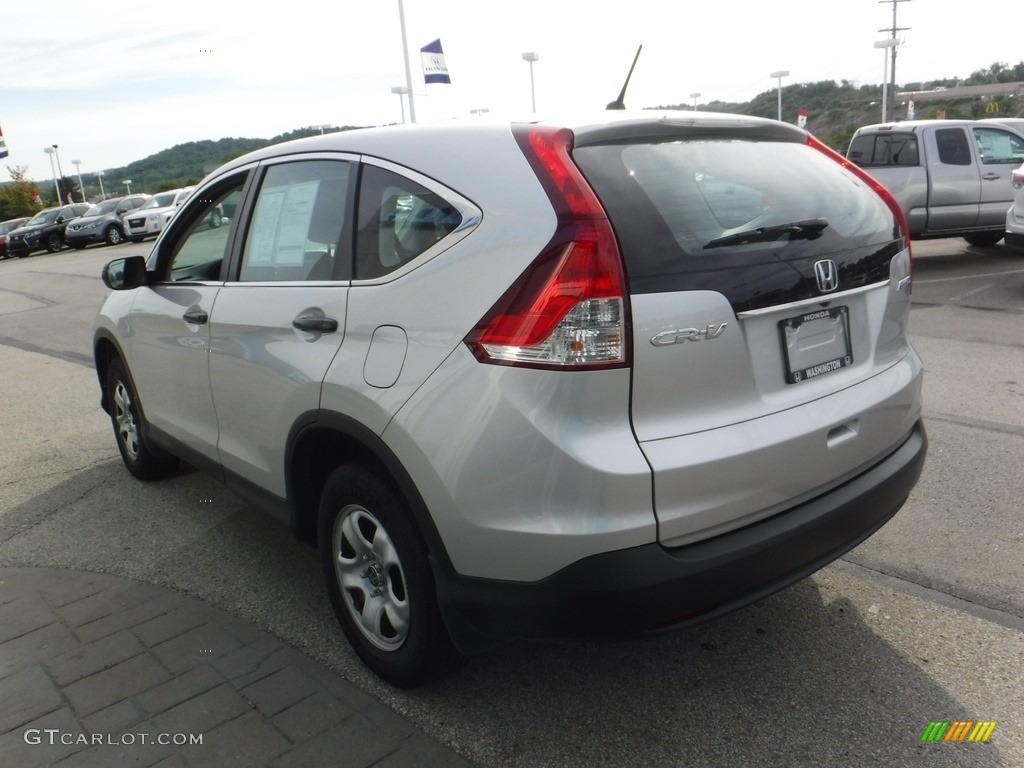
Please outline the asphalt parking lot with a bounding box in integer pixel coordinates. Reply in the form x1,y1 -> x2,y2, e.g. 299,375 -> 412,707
0,237 -> 1022,767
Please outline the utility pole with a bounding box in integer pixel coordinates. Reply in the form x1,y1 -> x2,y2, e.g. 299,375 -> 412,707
878,0 -> 910,121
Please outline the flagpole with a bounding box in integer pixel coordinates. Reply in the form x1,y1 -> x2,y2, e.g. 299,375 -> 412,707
397,0 -> 416,123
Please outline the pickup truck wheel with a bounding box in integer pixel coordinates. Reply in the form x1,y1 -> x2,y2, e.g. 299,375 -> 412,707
318,464 -> 463,687
106,358 -> 179,480
964,233 -> 1003,248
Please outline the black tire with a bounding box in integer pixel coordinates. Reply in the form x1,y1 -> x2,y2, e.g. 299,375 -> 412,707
45,234 -> 62,253
318,464 -> 462,687
210,210 -> 223,228
105,226 -> 124,246
106,357 -> 179,481
71,242 -> 87,250
964,232 -> 1003,248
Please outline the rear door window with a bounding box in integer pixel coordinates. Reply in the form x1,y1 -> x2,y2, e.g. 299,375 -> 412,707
935,128 -> 972,166
239,160 -> 351,282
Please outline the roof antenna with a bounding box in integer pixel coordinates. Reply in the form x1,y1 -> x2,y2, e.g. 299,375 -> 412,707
607,45 -> 643,110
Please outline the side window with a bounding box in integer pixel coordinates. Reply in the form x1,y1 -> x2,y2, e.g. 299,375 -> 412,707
973,127 -> 1024,165
355,165 -> 462,280
166,180 -> 245,282
240,160 -> 350,282
935,128 -> 972,166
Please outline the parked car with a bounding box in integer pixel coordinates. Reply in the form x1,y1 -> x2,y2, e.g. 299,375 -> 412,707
0,217 -> 30,259
122,188 -> 195,242
846,119 -> 1024,247
1005,161 -> 1024,252
977,116 -> 1024,136
64,194 -> 150,249
93,112 -> 927,687
6,203 -> 91,257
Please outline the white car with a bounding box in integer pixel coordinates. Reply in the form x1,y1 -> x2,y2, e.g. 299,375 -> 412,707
122,187 -> 194,242
1006,162 -> 1024,252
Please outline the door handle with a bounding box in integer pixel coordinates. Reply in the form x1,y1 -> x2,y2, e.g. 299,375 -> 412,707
981,173 -> 1001,180
183,308 -> 208,324
292,314 -> 338,333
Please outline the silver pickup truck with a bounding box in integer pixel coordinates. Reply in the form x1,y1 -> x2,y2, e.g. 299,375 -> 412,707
846,119 -> 1024,247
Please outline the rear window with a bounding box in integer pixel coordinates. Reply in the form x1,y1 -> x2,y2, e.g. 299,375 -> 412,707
847,132 -> 919,168
574,138 -> 897,283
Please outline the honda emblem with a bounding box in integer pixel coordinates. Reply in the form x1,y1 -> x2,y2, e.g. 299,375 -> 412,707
814,259 -> 839,293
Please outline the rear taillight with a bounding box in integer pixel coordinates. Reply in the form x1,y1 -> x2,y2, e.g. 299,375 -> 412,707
807,133 -> 912,292
465,126 -> 629,369
1012,168 -> 1024,190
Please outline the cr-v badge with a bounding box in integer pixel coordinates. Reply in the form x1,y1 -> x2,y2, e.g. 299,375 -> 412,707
650,323 -> 728,346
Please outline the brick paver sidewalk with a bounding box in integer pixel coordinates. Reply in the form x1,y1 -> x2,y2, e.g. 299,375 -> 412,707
0,567 -> 473,767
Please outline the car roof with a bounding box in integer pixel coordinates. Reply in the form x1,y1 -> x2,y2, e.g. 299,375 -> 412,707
854,119 -> 986,133
206,111 -> 807,189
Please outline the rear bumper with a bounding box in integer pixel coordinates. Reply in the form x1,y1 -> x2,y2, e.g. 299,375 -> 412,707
435,419 -> 926,653
1004,230 -> 1024,252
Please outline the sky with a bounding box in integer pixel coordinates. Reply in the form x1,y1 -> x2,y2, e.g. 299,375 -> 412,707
2,0 -> 1020,188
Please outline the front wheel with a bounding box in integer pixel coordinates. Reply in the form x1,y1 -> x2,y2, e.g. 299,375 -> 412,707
46,234 -> 62,253
318,464 -> 462,687
106,358 -> 179,480
964,232 -> 1003,248
105,226 -> 124,246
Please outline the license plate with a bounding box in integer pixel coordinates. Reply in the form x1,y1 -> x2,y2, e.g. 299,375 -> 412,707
779,306 -> 852,384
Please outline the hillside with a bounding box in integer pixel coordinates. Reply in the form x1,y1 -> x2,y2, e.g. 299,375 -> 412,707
106,125 -> 367,194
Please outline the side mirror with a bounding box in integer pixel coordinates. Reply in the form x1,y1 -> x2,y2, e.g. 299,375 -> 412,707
102,255 -> 148,290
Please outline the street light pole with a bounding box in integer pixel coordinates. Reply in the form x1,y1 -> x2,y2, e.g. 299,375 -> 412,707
873,39 -> 897,122
51,145 -> 66,201
522,52 -> 539,112
397,0 -> 416,123
71,160 -> 86,202
770,70 -> 789,122
390,86 -> 409,123
124,179 -> 132,195
689,91 -> 701,110
96,170 -> 106,200
43,147 -> 61,204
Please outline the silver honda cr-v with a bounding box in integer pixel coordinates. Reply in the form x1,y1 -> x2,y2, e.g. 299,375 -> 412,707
93,112 -> 927,687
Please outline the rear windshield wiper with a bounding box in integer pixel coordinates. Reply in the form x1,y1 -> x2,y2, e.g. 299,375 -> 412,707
704,218 -> 829,249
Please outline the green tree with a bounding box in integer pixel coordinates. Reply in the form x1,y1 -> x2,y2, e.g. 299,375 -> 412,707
0,166 -> 42,219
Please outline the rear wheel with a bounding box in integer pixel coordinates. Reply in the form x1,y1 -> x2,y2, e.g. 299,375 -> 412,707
106,357 -> 179,480
964,232 -> 1003,247
318,464 -> 462,687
